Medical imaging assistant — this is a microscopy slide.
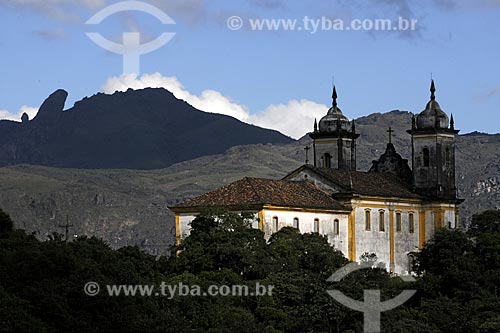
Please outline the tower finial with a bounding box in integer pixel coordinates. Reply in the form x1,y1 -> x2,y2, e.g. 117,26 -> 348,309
314,118 -> 318,132
450,113 -> 454,130
332,85 -> 337,107
387,127 -> 394,144
430,79 -> 436,101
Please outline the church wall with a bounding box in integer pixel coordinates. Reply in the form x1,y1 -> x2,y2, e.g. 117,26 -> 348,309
177,211 -> 260,242
445,209 -> 456,228
353,201 -> 421,275
178,214 -> 196,240
175,203 -> 458,275
393,210 -> 420,274
261,209 -> 349,255
176,210 -> 350,257
412,133 -> 456,196
314,138 -> 354,169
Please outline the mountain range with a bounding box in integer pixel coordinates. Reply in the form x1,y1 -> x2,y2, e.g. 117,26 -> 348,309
0,88 -> 499,254
0,88 -> 292,169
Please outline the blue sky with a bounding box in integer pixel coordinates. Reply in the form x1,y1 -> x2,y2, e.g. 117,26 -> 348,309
0,0 -> 499,138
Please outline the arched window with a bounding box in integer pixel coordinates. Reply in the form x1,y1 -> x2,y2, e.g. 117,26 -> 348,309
334,219 -> 340,236
365,209 -> 371,231
314,218 -> 320,233
293,217 -> 299,229
409,213 -> 415,233
379,210 -> 385,232
272,216 -> 278,232
423,147 -> 430,167
324,153 -> 332,168
445,147 -> 451,166
396,212 -> 402,232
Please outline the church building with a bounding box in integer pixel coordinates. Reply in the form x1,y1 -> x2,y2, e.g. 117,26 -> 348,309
169,81 -> 463,274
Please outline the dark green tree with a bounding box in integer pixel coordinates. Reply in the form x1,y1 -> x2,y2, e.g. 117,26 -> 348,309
0,209 -> 13,235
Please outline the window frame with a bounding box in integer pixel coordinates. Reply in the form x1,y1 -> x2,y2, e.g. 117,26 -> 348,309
293,217 -> 299,229
313,218 -> 320,233
334,219 -> 340,236
365,209 -> 371,231
409,213 -> 415,233
379,210 -> 385,232
395,211 -> 402,232
272,216 -> 279,232
423,147 -> 430,167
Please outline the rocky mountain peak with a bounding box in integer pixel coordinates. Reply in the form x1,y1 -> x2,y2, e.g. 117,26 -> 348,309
33,89 -> 68,121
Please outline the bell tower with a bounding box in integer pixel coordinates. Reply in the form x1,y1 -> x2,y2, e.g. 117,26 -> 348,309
407,80 -> 459,199
309,86 -> 359,170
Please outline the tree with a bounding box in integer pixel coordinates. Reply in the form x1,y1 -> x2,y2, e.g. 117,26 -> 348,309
0,209 -> 13,235
168,209 -> 270,279
469,210 -> 500,236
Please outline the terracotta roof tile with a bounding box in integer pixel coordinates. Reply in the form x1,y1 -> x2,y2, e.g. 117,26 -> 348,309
172,177 -> 348,211
291,165 -> 421,199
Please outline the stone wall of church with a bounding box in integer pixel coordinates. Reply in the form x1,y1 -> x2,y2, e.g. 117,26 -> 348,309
261,210 -> 349,255
177,210 -> 349,256
353,203 -> 420,275
314,138 -> 354,169
177,211 -> 260,240
353,202 -> 458,274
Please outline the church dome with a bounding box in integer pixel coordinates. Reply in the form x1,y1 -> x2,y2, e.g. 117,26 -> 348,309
317,86 -> 353,133
416,80 -> 449,129
318,106 -> 351,132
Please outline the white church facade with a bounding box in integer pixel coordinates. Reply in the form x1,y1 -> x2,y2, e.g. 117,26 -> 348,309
170,81 -> 463,275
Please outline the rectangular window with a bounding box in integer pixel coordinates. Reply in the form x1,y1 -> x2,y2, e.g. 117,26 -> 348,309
365,210 -> 371,231
272,216 -> 278,232
379,211 -> 385,232
409,213 -> 414,233
334,219 -> 339,236
314,218 -> 319,233
396,212 -> 402,232
293,217 -> 299,229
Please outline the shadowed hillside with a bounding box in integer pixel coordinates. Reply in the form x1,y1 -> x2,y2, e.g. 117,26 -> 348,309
0,88 -> 292,169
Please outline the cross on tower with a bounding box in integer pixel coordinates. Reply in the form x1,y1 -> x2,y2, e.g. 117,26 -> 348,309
304,145 -> 311,164
387,127 -> 394,144
58,215 -> 73,241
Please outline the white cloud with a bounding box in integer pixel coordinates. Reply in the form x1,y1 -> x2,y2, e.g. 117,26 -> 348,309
248,100 -> 327,139
102,73 -> 326,139
102,73 -> 250,121
0,106 -> 39,122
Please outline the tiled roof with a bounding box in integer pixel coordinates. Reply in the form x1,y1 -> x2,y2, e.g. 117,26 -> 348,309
171,177 -> 348,211
286,165 -> 421,199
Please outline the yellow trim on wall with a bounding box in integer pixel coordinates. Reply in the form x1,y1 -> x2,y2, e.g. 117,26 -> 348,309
389,209 -> 395,268
432,208 -> 445,229
262,204 -> 349,214
258,210 -> 265,231
348,210 -> 356,261
440,209 -> 446,229
419,210 -> 425,249
175,215 -> 181,245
